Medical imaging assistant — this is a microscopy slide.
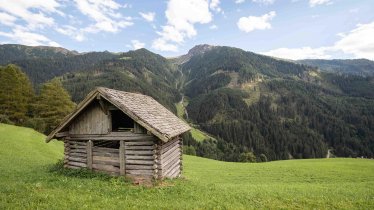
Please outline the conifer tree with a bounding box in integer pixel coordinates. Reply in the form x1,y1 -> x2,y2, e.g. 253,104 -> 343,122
34,78 -> 75,133
0,64 -> 34,124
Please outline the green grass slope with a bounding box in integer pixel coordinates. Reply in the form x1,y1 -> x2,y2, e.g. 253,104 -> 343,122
1,123 -> 373,209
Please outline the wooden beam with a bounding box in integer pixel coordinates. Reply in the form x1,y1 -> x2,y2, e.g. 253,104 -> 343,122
97,95 -> 109,115
55,131 -> 69,138
87,140 -> 93,170
119,140 -> 125,176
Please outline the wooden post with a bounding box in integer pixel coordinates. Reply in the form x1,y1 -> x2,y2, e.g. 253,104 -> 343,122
120,140 -> 126,176
179,137 -> 183,177
87,140 -> 93,169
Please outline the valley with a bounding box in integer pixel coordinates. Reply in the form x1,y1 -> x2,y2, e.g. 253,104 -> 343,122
1,44 -> 374,162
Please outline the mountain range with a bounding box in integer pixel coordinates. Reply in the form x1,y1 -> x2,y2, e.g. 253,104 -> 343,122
1,43 -> 373,161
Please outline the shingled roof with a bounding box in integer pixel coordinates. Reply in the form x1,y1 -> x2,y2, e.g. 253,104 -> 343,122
46,87 -> 191,142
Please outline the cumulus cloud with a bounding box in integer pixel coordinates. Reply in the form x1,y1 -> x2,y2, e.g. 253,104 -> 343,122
262,47 -> 331,60
139,12 -> 155,22
0,0 -> 61,29
0,26 -> 61,47
333,22 -> 374,60
0,12 -> 16,26
210,0 -> 223,13
309,0 -> 332,7
152,0 -> 214,52
237,11 -> 276,33
131,40 -> 145,50
209,24 -> 218,29
74,0 -> 133,33
55,25 -> 85,42
261,21 -> 374,60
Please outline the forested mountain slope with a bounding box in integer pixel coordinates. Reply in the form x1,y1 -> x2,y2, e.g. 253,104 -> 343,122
180,45 -> 374,161
1,44 -> 373,161
297,59 -> 374,76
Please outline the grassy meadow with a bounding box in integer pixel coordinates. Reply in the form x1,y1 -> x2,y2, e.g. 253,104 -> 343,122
0,123 -> 373,209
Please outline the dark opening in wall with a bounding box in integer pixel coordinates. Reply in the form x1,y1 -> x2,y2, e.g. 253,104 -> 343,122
111,110 -> 134,132
93,140 -> 119,149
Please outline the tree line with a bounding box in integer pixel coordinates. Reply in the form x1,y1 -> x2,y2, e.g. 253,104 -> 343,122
0,64 -> 75,134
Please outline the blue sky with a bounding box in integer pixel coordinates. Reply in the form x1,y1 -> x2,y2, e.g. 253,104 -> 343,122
0,0 -> 373,60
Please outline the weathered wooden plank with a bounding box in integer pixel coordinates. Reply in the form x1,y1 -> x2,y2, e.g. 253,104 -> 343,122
125,155 -> 156,160
161,139 -> 180,154
125,150 -> 155,155
168,167 -> 181,178
126,169 -> 154,175
92,152 -> 118,157
124,141 -> 154,146
65,152 -> 87,158
67,161 -> 87,167
92,147 -> 119,153
93,160 -> 120,167
163,159 -> 180,174
93,156 -> 119,162
162,143 -> 180,158
119,140 -> 125,176
161,137 -> 179,148
92,164 -> 120,173
67,140 -> 87,146
68,144 -> 87,149
67,133 -> 155,141
87,140 -> 93,169
56,131 -> 69,138
161,149 -> 180,165
68,149 -> 87,154
164,163 -> 180,178
92,169 -> 119,176
125,145 -> 154,150
125,164 -> 155,170
125,159 -> 154,165
67,156 -> 87,163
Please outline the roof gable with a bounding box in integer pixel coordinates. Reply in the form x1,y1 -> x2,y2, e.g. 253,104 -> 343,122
46,87 -> 190,142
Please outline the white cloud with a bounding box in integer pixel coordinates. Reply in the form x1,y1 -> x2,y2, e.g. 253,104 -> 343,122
74,0 -> 133,33
55,25 -> 85,42
209,24 -> 218,29
152,38 -> 178,52
235,0 -> 245,4
333,22 -> 374,60
0,26 -> 60,47
309,0 -> 332,7
0,12 -> 16,26
139,12 -> 155,22
261,21 -> 374,60
262,47 -> 331,60
252,0 -> 276,5
152,0 -> 213,52
210,0 -> 222,13
131,40 -> 145,50
0,0 -> 61,29
237,11 -> 276,33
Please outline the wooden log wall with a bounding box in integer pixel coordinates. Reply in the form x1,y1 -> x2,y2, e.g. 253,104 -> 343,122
64,140 -> 88,169
124,139 -> 156,178
92,146 -> 120,175
63,135 -> 184,181
157,137 -> 182,179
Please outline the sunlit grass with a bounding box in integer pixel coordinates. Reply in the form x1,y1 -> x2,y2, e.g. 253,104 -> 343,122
1,123 -> 373,209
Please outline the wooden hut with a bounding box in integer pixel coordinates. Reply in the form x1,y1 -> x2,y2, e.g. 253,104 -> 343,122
46,87 -> 190,180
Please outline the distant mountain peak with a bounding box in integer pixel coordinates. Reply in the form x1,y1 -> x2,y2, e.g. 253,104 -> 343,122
187,44 -> 216,56
174,44 -> 217,64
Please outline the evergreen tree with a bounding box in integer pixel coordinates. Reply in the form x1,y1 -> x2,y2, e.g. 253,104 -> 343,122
0,64 -> 34,124
34,78 -> 75,133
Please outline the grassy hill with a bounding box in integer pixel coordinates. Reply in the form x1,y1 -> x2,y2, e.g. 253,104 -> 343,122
1,123 -> 373,209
